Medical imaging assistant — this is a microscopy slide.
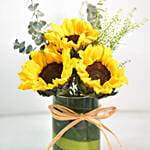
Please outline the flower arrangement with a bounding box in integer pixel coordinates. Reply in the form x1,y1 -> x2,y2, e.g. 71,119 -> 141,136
13,0 -> 148,150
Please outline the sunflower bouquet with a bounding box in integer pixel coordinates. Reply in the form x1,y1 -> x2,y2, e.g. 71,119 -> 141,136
13,0 -> 148,150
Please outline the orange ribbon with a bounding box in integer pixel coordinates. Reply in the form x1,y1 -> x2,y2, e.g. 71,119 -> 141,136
47,104 -> 123,150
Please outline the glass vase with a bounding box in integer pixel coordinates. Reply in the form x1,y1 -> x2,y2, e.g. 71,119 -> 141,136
52,95 -> 100,150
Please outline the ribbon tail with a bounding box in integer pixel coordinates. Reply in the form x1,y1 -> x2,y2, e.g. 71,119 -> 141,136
87,118 -> 112,150
100,123 -> 123,150
100,128 -> 113,150
46,119 -> 82,150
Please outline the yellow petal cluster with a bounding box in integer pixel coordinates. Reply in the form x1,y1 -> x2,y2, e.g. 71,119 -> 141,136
18,18 -> 128,95
44,18 -> 100,50
76,45 -> 128,94
18,46 -> 73,92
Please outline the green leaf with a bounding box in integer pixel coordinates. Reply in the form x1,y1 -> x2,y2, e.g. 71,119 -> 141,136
14,44 -> 20,49
34,3 -> 39,10
28,27 -> 37,35
36,10 -> 44,17
97,2 -> 103,5
28,21 -> 34,27
28,4 -> 34,11
19,46 -> 25,53
40,44 -> 45,50
28,28 -> 33,34
19,41 -> 25,53
28,22 -> 34,34
32,35 -> 36,40
119,59 -> 131,68
28,3 -> 39,11
15,39 -> 19,44
33,21 -> 41,30
34,38 -> 43,45
26,45 -> 33,54
29,55 -> 32,60
39,20 -> 46,27
13,39 -> 20,49
20,41 -> 25,47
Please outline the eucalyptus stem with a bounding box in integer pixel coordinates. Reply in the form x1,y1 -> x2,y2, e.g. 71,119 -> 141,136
13,0 -> 47,54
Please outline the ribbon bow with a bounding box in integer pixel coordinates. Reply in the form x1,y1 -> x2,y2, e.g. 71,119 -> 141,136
47,104 -> 123,150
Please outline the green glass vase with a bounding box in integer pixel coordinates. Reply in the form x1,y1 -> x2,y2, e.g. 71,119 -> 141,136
52,96 -> 100,150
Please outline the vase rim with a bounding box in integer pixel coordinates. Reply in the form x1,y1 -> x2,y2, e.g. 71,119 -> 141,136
55,95 -> 97,100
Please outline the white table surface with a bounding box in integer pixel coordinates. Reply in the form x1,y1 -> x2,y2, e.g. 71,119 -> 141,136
0,112 -> 150,150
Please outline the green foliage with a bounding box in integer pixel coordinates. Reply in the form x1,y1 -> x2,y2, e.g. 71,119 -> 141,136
80,1 -> 148,50
28,20 -> 46,45
19,41 -> 25,53
28,3 -> 39,11
37,69 -> 118,99
94,0 -> 106,29
119,59 -> 131,68
27,1 -> 47,46
28,2 -> 44,19
26,45 -> 33,54
94,7 -> 149,50
87,3 -> 99,28
36,10 -> 44,17
80,0 -> 105,28
80,1 -> 86,21
13,39 -> 20,49
14,0 -> 148,98
13,0 -> 47,53
13,39 -> 34,54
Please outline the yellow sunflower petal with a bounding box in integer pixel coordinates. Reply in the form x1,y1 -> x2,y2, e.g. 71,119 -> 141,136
44,18 -> 100,50
50,23 -> 64,36
101,47 -> 112,62
19,60 -> 41,81
71,18 -> 80,34
76,44 -> 128,94
18,47 -> 73,92
18,80 -> 34,90
62,18 -> 74,35
30,51 -> 47,68
79,45 -> 104,66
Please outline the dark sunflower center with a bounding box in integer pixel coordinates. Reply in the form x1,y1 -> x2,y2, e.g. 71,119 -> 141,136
65,35 -> 80,44
39,63 -> 63,84
86,62 -> 111,85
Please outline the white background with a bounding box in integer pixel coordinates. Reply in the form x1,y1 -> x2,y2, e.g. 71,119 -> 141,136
0,0 -> 150,115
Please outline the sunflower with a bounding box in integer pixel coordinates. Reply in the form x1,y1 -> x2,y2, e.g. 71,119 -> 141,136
18,46 -> 74,92
76,45 -> 128,94
44,18 -> 100,51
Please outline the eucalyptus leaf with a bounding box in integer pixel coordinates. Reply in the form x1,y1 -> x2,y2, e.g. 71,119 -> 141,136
39,20 -> 46,27
41,34 -> 46,42
26,45 -> 33,54
14,39 -> 20,49
20,41 -> 25,48
33,21 -> 41,30
33,3 -> 39,10
19,41 -> 25,53
28,3 -> 39,11
14,44 -> 20,49
34,38 -> 43,45
28,21 -> 34,27
32,35 -> 36,40
40,44 -> 45,50
28,28 -> 33,34
87,4 -> 98,28
36,10 -> 44,17
15,39 -> 19,44
28,4 -> 35,11
19,46 -> 25,53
